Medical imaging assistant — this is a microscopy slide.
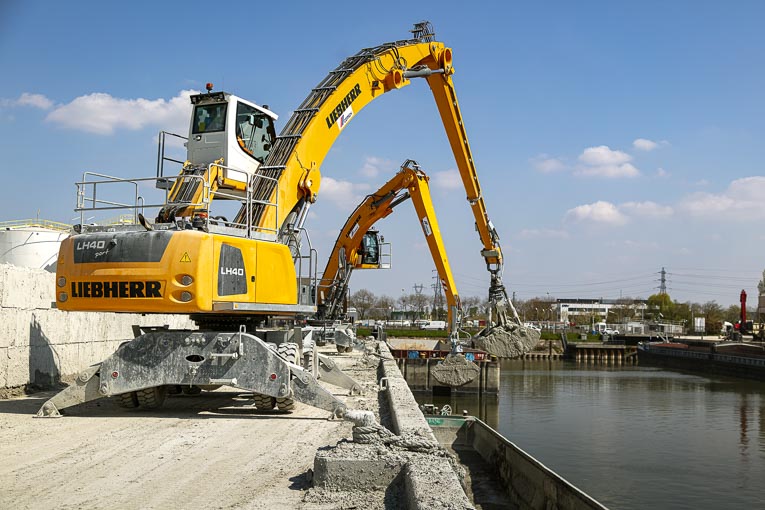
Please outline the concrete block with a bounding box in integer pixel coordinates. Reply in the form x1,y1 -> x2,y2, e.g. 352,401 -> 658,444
0,308 -> 32,348
313,442 -> 405,490
52,343 -> 82,379
404,457 -> 474,510
6,346 -> 35,388
0,264 -> 56,310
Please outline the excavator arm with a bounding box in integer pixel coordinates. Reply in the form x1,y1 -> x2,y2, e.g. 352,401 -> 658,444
237,21 -> 518,326
316,160 -> 462,335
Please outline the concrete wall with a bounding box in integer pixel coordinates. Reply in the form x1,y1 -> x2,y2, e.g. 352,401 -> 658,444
0,264 -> 195,392
377,343 -> 475,509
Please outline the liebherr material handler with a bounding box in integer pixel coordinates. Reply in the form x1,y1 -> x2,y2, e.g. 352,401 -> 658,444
38,22 -> 517,417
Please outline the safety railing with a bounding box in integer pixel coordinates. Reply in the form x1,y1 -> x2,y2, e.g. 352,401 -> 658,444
206,163 -> 280,237
295,227 -> 318,306
76,172 -> 144,225
74,163 -> 280,240
0,218 -> 71,231
379,240 -> 392,269
156,130 -> 188,183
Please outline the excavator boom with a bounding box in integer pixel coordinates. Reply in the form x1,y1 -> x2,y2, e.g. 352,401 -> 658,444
234,21 -> 516,325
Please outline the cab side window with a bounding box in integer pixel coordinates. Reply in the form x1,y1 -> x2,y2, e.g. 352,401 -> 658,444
193,103 -> 227,134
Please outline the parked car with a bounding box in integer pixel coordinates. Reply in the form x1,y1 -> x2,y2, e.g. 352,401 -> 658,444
604,328 -> 620,335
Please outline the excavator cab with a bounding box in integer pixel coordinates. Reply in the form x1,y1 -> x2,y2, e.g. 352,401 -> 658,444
356,229 -> 390,269
359,230 -> 380,265
185,85 -> 278,188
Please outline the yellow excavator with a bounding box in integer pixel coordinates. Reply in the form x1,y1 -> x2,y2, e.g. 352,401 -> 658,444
39,22 -> 517,417
314,159 -> 464,345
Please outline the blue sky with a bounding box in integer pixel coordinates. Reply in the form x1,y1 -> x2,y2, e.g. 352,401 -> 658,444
1,0 -> 763,307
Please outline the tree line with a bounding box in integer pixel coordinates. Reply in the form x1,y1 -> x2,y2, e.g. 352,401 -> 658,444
348,289 -> 488,322
349,288 -> 756,334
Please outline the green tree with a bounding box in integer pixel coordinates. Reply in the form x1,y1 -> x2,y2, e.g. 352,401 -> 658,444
647,293 -> 674,319
724,305 -> 740,324
701,301 -> 724,334
672,301 -> 692,324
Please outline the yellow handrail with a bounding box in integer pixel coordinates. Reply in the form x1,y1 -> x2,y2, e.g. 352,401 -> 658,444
0,219 -> 71,231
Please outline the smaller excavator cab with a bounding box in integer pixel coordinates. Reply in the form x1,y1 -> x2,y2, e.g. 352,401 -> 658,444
359,229 -> 381,266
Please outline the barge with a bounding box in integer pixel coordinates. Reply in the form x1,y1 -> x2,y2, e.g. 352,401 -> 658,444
637,341 -> 765,380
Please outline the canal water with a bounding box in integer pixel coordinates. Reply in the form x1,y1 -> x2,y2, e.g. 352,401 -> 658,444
416,360 -> 765,509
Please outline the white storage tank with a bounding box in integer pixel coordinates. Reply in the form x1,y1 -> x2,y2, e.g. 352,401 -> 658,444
0,219 -> 71,272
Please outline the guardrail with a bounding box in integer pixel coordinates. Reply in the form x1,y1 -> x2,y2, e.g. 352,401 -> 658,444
74,163 -> 281,239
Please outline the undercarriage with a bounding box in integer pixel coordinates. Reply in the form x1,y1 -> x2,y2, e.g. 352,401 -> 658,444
36,326 -> 362,418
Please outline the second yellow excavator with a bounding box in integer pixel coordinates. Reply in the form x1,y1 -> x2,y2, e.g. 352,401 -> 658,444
315,159 -> 463,341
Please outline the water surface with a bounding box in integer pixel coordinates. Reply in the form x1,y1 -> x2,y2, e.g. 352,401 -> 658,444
417,360 -> 765,509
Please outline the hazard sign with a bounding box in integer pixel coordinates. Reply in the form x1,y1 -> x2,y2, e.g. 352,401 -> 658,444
180,252 -> 191,263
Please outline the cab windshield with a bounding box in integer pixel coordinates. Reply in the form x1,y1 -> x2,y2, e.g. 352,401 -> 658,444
192,103 -> 227,134
235,102 -> 275,163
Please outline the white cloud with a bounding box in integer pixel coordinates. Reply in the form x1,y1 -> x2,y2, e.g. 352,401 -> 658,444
432,169 -> 462,190
518,228 -> 570,239
565,201 -> 627,226
656,167 -> 669,178
679,176 -> 765,220
575,145 -> 640,178
579,146 -> 632,166
17,93 -> 54,110
633,138 -> 658,151
531,154 -> 566,173
319,176 -> 371,209
620,201 -> 674,218
360,156 -> 395,178
575,163 -> 640,178
45,89 -> 199,135
1,92 -> 54,110
695,179 -> 709,187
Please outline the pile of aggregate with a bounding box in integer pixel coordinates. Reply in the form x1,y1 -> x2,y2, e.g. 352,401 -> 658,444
471,323 -> 540,358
